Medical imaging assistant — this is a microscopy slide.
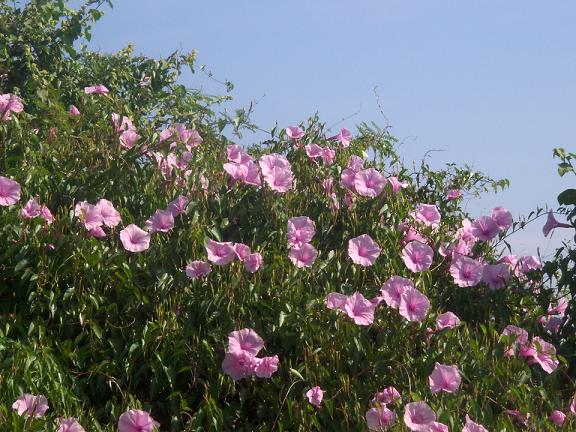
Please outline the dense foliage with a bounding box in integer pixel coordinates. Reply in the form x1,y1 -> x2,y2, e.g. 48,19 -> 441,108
1,1 -> 575,430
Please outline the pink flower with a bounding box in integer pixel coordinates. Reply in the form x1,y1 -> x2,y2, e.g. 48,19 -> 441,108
548,297 -> 568,316
325,292 -> 348,310
82,204 -> 104,230
244,253 -> 263,273
40,205 -> 53,224
119,224 -> 151,252
305,143 -> 323,158
429,363 -> 461,393
168,195 -> 189,216
427,422 -> 449,432
412,204 -> 441,228
285,126 -> 305,140
436,312 -> 461,331
549,410 -> 566,427
0,176 -> 21,206
381,276 -> 414,308
481,263 -> 510,289
540,315 -> 563,334
96,199 -> 121,227
500,325 -> 529,357
118,409 -> 159,432
89,227 -> 106,238
570,397 -> 576,415
343,292 -> 379,325
518,255 -> 542,273
145,209 -> 174,233
306,386 -> 324,407
522,336 -> 559,373
259,153 -> 291,174
446,189 -> 461,201
404,401 -> 436,431
287,216 -> 316,246
402,227 -> 428,246
57,418 -> 85,432
84,84 -> 109,95
119,129 -> 141,149
329,127 -> 352,147
205,239 -> 236,265
341,168 -> 358,191
402,241 -> 434,273
366,406 -> 397,430
450,255 -> 483,287
463,415 -> 488,432
112,113 -> 134,133
234,243 -> 251,260
472,216 -> 500,241
289,243 -> 318,268
263,166 -> 293,192
387,176 -> 408,194
222,350 -> 257,380
255,355 -> 279,378
185,261 -> 212,279
228,328 -> 264,355
372,386 -> 402,405
348,234 -> 381,266
69,105 -> 81,116
0,93 -> 24,120
543,211 -> 572,237
174,124 -> 202,149
227,145 -> 252,164
12,394 -> 49,418
21,198 -> 42,219
399,287 -> 430,322
354,168 -> 387,198
492,206 -> 513,230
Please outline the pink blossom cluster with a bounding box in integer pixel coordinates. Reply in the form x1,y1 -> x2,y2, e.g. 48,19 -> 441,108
259,153 -> 293,193
223,144 -> 261,186
500,325 -> 559,373
305,143 -> 336,166
21,197 -> 53,224
221,328 -> 279,380
287,216 -> 318,268
112,113 -> 141,150
75,198 -> 122,239
380,276 -> 430,322
0,93 -> 24,121
12,393 -> 159,431
325,291 -> 381,325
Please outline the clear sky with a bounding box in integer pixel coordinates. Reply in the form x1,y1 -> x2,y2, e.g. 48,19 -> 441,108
83,0 -> 576,256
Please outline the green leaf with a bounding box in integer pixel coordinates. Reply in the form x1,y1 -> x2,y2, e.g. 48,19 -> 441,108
558,189 -> 576,205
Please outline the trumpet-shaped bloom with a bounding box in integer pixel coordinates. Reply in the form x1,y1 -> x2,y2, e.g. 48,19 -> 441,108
84,84 -> 109,95
89,227 -> 106,238
548,297 -> 568,316
185,261 -> 212,279
119,129 -> 140,149
222,350 -> 257,380
518,255 -> 542,273
450,255 -> 483,287
255,355 -> 279,378
287,216 -> 316,246
543,211 -> 572,237
402,241 -> 434,273
21,198 -> 42,219
112,113 -> 134,133
145,209 -> 174,233
306,386 -> 324,407
462,415 -> 488,432
446,189 -> 461,201
0,176 -> 21,206
96,199 -> 121,227
387,176 -> 408,194
244,253 -> 263,273
404,401 -> 436,431
12,394 -> 49,418
119,224 -> 151,252
492,206 -> 513,230
57,418 -> 85,432
329,127 -> 352,147
366,406 -> 397,430
429,363 -> 461,393
227,144 -> 252,164
228,328 -> 265,355
285,126 -> 304,140
348,234 -> 381,266
325,292 -> 348,310
481,263 -> 510,289
412,204 -> 441,228
521,336 -> 559,373
549,410 -> 566,427
0,93 -> 24,120
472,216 -> 500,241
234,243 -> 251,260
118,409 -> 159,432
343,292 -> 379,325
69,105 -> 81,116
372,386 -> 402,405
436,312 -> 461,331
82,204 -> 104,230
381,276 -> 414,308
205,239 -> 236,265
354,168 -> 387,198
168,195 -> 189,216
288,243 -> 318,268
399,287 -> 430,322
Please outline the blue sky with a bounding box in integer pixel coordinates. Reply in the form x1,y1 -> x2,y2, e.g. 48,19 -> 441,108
85,0 -> 576,255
